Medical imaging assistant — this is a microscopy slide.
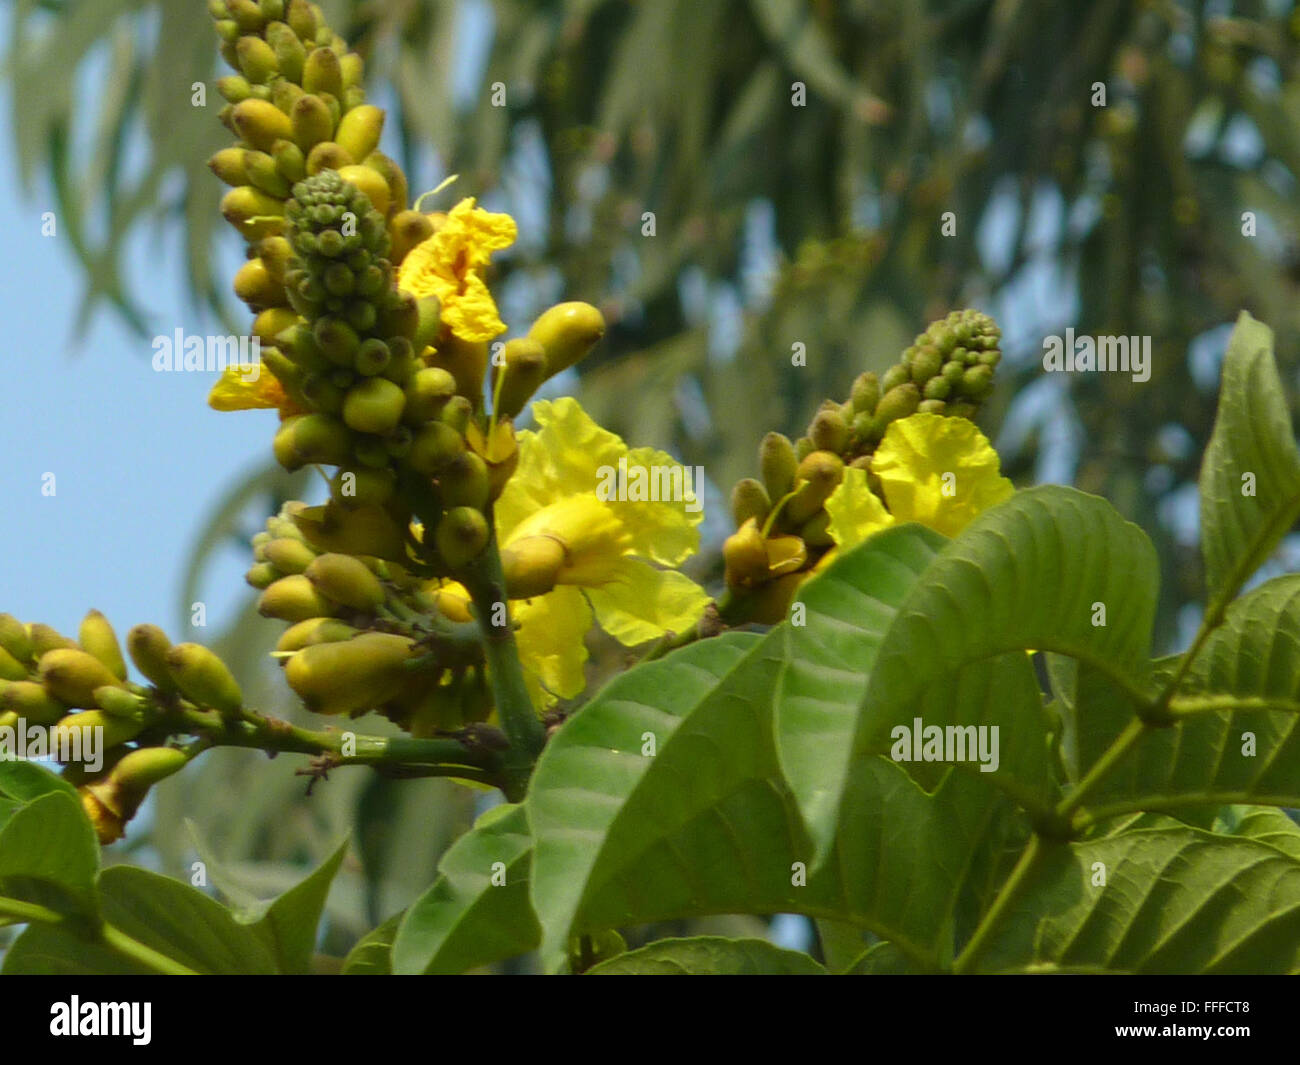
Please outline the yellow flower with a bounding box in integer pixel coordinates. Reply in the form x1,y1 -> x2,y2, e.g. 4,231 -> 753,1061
435,397 -> 709,708
207,365 -> 303,415
819,412 -> 1013,562
397,197 -> 517,343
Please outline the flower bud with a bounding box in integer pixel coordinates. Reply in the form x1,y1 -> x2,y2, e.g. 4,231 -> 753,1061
226,0 -> 264,32
435,507 -> 491,569
389,210 -> 435,266
259,574 -> 337,623
730,478 -> 771,527
0,646 -> 25,681
209,146 -> 250,186
303,45 -> 343,97
336,163 -> 390,215
314,316 -> 361,365
433,335 -> 488,404
441,394 -> 472,434
404,366 -> 457,424
918,399 -> 946,415
231,98 -> 293,152
908,344 -> 943,383
2,680 -> 67,725
305,140 -> 354,175
270,22 -> 307,82
785,450 -> 844,525
166,643 -> 243,715
126,625 -> 177,693
799,510 -> 834,548
809,409 -> 849,454
52,711 -> 144,758
411,294 -> 443,351
305,552 -> 386,611
291,93 -> 334,151
38,649 -> 124,707
492,338 -> 547,419
273,412 -> 354,469
264,536 -> 318,575
91,746 -> 188,814
527,302 -> 606,380
355,337 -> 391,376
948,400 -> 978,420
759,432 -> 799,501
275,617 -> 359,653
439,452 -> 491,511
92,685 -> 146,721
874,382 -> 921,426
407,420 -> 465,475
246,562 -> 279,589
234,257 -> 287,308
78,610 -> 127,682
236,35 -> 279,84
850,371 -> 880,414
331,466 -> 396,508
221,185 -> 285,240
286,0 -> 317,40
244,149 -> 292,198
500,536 -> 566,599
334,105 -> 384,168
959,364 -> 994,399
28,624 -> 78,657
293,501 -> 407,561
286,632 -> 416,716
343,376 -> 406,434
880,363 -> 910,393
0,614 -> 33,665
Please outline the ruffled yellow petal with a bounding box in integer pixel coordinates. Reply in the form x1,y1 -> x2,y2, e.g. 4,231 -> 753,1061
514,585 -> 591,708
872,413 -> 1013,538
397,197 -> 516,343
617,445 -> 704,566
207,365 -> 290,412
823,466 -> 896,552
584,558 -> 710,646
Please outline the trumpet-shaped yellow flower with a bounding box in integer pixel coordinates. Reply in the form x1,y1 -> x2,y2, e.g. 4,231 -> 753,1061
207,365 -> 302,414
436,397 -> 709,708
820,412 -> 1013,559
397,197 -> 517,343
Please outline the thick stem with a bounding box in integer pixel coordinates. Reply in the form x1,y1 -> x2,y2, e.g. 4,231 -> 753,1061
952,834 -> 1044,974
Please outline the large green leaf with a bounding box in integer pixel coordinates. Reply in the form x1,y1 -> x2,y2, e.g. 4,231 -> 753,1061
1213,806 -> 1300,861
837,487 -> 1156,842
586,935 -> 826,975
774,524 -> 947,856
391,803 -> 539,974
250,837 -> 350,975
528,631 -> 1019,972
341,911 -> 404,975
1199,311 -> 1300,614
980,827 -> 1300,973
2,865 -> 279,975
1075,576 -> 1300,821
0,760 -> 78,803
0,792 -> 99,919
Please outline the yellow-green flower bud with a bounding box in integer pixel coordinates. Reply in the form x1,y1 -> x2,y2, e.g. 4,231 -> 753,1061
809,409 -> 849,454
330,466 -> 396,508
285,632 -> 415,716
89,746 -> 188,820
918,399 -> 947,415
441,394 -> 472,434
731,477 -> 771,527
759,431 -> 799,501
0,614 -> 33,665
209,146 -> 250,186
407,420 -> 465,474
166,643 -> 243,715
850,371 -> 880,413
269,21 -> 306,82
263,536 -> 318,575
259,574 -> 337,623
909,344 -> 944,383
439,452 -> 491,511
335,163 -> 389,215
334,105 -> 383,168
245,561 -> 279,589
303,45 -> 343,97
244,149 -> 292,198
286,0 -> 317,40
948,400 -> 978,420
126,625 -> 177,693
275,617 -> 359,653
527,301 -> 606,380
799,510 -> 834,548
0,646 -> 25,681
233,258 -> 287,308
2,680 -> 67,726
38,649 -> 124,707
880,363 -> 910,393
723,519 -> 774,590
92,685 -> 146,721
226,0 -> 264,32
959,364 -> 994,399
875,382 -> 921,426
221,185 -> 285,240
492,338 -> 547,419
436,507 -> 491,569
305,140 -> 354,175
272,137 -> 307,184
433,335 -> 488,404
231,98 -> 294,152
78,610 -> 127,682
923,375 -> 951,401
411,294 -> 443,351
343,376 -> 405,434
291,93 -> 334,151
52,711 -> 143,756
272,413 -> 353,470
785,450 -> 844,526
305,553 -> 386,611
236,35 -> 278,84
499,536 -> 566,599
389,210 -> 435,266
341,51 -> 364,88
363,152 -> 407,218
404,366 -> 457,424
28,624 -> 78,657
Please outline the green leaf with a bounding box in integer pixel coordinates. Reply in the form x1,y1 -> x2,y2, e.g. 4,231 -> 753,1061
843,940 -> 922,974
0,760 -> 78,803
774,524 -> 947,857
1213,806 -> 1300,861
586,935 -> 827,975
981,828 -> 1300,973
1199,311 -> 1300,614
840,487 -> 1156,840
2,865 -> 279,975
391,803 -> 539,974
0,792 -> 99,919
250,836 -> 350,975
1076,576 -> 1300,821
528,631 -> 1019,972
341,911 -> 404,975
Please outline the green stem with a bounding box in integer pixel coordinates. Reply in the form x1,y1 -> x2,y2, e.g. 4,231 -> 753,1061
1054,716 -> 1146,823
460,513 -> 547,791
952,834 -> 1044,974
